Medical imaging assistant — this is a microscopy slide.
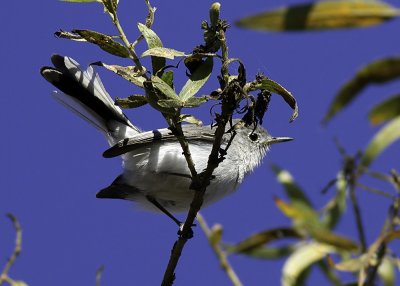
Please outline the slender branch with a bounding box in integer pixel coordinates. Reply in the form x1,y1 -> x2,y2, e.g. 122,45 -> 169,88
197,213 -> 243,286
161,16 -> 235,285
349,183 -> 367,253
0,214 -> 22,284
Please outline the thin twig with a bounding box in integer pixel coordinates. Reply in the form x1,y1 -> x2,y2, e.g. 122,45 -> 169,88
197,213 -> 243,286
0,214 -> 22,284
356,182 -> 396,200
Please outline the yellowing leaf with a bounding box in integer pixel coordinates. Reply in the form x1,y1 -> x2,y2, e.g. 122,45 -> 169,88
229,228 -> 301,253
141,47 -> 186,59
369,94 -> 400,125
236,0 -> 400,32
359,116 -> 400,172
282,242 -> 335,286
92,62 -> 146,87
323,57 -> 400,124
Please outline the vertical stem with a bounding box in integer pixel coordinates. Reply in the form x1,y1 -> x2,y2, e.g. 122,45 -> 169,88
349,181 -> 367,252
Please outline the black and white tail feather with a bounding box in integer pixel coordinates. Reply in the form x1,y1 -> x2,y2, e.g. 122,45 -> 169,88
41,54 -> 140,146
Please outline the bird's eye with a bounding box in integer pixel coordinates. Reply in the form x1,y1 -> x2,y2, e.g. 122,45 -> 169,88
249,132 -> 259,142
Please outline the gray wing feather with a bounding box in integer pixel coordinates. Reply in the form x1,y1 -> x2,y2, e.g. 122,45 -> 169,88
103,125 -> 216,158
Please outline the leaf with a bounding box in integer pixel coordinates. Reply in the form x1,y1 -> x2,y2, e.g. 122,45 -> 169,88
208,224 -> 223,247
235,0 -> 400,32
183,96 -> 208,108
115,95 -> 148,108
369,94 -> 400,125
225,244 -> 296,259
102,0 -> 118,15
359,116 -> 400,172
282,242 -> 336,286
378,258 -> 396,286
151,75 -> 180,101
55,30 -> 86,41
228,227 -> 301,253
309,228 -> 358,251
92,62 -> 146,87
161,70 -> 174,88
137,23 -> 165,74
157,99 -> 182,109
179,114 -> 203,126
271,165 -> 313,208
179,57 -> 213,101
335,255 -> 367,272
141,47 -> 186,59
72,29 -> 130,58
321,171 -> 347,229
323,57 -> 400,124
256,78 -> 298,122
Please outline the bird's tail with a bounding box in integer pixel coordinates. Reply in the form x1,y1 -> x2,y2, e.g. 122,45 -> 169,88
40,54 -> 140,146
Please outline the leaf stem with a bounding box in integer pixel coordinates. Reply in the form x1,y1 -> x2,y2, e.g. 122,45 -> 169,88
197,213 -> 243,286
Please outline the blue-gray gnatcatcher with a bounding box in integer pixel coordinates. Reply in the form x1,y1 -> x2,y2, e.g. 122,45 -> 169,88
40,54 -> 292,214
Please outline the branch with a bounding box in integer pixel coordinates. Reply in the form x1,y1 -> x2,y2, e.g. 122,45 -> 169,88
197,213 -> 243,286
161,9 -> 236,284
0,214 -> 22,284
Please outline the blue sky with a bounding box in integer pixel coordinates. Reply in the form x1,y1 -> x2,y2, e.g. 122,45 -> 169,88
1,0 -> 400,285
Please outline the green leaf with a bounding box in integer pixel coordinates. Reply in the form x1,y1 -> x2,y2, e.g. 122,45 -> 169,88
282,242 -> 336,286
179,57 -> 213,101
115,95 -> 148,108
157,99 -> 183,109
72,29 -> 130,58
141,47 -> 186,59
151,75 -> 180,101
137,23 -> 165,74
271,165 -> 313,208
179,114 -> 203,126
228,227 -> 301,253
255,78 -> 298,122
235,0 -> 400,32
369,94 -> 400,125
226,244 -> 296,259
55,30 -> 86,41
323,57 -> 400,124
161,70 -> 174,88
321,171 -> 347,229
102,0 -> 118,15
92,62 -> 146,87
359,116 -> 400,172
183,96 -> 208,108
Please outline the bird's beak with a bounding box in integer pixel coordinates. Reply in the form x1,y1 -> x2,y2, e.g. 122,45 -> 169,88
263,137 -> 293,146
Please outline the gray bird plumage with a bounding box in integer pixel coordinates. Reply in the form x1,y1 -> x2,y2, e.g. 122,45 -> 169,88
41,54 -> 292,213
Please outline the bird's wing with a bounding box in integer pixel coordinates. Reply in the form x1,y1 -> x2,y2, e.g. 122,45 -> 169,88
103,125 -> 217,158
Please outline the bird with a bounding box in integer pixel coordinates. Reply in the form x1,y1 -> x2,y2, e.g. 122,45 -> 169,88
40,54 -> 292,218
